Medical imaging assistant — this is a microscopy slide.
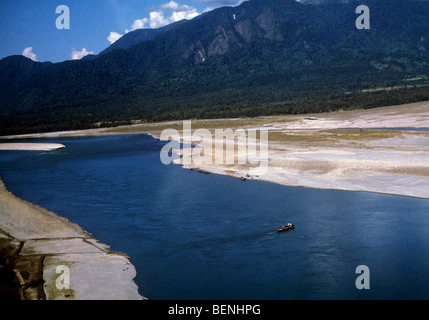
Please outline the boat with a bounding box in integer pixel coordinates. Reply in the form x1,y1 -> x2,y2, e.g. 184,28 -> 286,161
276,223 -> 295,233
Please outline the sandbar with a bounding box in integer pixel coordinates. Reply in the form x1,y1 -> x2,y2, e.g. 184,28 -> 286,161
1,99 -> 429,299
0,178 -> 144,300
0,143 -> 65,151
2,101 -> 428,200
144,100 -> 429,199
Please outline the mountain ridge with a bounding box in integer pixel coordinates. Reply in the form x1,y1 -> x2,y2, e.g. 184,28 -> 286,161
99,19 -> 189,56
1,0 -> 429,134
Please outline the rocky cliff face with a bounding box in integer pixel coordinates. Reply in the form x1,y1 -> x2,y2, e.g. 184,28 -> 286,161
173,1 -> 302,65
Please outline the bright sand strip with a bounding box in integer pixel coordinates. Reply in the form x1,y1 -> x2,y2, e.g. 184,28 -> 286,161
2,101 -> 428,199
171,130 -> 429,199
0,143 -> 65,151
0,100 -> 428,298
144,101 -> 429,199
0,178 -> 144,300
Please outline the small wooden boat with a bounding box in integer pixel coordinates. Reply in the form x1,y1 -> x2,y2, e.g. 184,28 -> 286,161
276,223 -> 295,233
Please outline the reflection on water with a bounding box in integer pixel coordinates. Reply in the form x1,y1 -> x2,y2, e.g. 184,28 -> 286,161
1,134 -> 429,300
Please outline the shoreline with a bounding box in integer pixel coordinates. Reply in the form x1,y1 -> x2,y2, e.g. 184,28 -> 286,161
172,138 -> 429,200
1,101 -> 429,201
1,100 -> 429,299
148,101 -> 429,200
0,177 -> 145,300
0,143 -> 65,151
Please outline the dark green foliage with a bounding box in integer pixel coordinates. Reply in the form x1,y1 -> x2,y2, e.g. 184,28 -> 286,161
1,0 -> 429,135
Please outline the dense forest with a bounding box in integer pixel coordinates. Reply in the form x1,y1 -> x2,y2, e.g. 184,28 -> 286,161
1,0 -> 429,135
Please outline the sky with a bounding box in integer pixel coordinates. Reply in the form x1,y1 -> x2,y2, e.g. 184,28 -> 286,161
0,0 -> 246,63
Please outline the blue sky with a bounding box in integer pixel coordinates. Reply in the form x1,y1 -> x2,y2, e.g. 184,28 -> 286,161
0,0 -> 245,63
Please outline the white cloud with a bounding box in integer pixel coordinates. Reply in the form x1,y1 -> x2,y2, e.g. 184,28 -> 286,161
22,47 -> 39,61
195,0 -> 245,6
127,11 -> 170,31
107,31 -> 123,44
110,1 -> 202,42
147,11 -> 170,29
130,3 -> 199,30
129,18 -> 148,32
171,7 -> 199,23
71,48 -> 95,60
161,1 -> 180,10
202,6 -> 216,13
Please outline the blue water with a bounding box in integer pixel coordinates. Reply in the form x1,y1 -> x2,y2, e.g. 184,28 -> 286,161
1,134 -> 429,300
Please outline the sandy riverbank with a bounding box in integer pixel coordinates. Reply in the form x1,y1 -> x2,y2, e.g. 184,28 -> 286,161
0,143 -> 65,151
148,101 -> 429,199
0,99 -> 428,299
1,100 -> 428,200
0,178 -> 144,300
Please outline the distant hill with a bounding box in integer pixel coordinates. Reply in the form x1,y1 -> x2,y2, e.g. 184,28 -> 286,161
1,0 -> 429,135
0,56 -> 52,114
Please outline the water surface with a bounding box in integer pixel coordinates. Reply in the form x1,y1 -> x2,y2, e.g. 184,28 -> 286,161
1,134 -> 429,300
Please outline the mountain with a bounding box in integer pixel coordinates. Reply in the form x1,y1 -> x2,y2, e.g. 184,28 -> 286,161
99,20 -> 188,56
1,0 -> 429,134
0,56 -> 52,114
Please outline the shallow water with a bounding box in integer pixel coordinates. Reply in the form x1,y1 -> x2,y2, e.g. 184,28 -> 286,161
1,134 -> 429,300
